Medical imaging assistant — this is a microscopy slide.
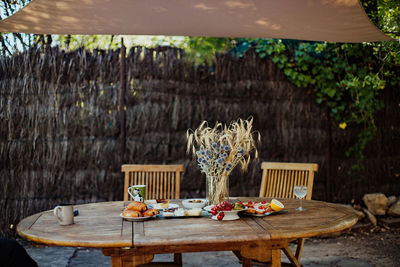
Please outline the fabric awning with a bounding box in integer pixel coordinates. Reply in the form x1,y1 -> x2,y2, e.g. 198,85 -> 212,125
0,0 -> 393,42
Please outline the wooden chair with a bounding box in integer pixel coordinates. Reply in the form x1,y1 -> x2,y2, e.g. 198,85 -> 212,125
259,162 -> 318,267
122,164 -> 184,201
121,164 -> 184,266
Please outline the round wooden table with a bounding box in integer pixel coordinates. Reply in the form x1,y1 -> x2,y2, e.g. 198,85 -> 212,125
17,198 -> 358,267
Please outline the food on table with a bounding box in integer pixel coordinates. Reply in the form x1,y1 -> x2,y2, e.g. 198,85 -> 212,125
163,208 -> 176,217
270,199 -> 284,212
156,199 -> 170,209
161,207 -> 202,217
186,208 -> 202,216
242,200 -> 277,215
174,208 -> 186,216
189,200 -> 203,203
182,199 -> 207,209
122,201 -> 158,218
233,202 -> 245,210
143,208 -> 159,216
246,208 -> 256,214
127,201 -> 147,212
209,201 -> 246,220
122,209 -> 142,217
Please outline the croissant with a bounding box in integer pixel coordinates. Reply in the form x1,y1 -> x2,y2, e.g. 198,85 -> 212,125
127,201 -> 147,212
143,208 -> 159,217
122,209 -> 142,217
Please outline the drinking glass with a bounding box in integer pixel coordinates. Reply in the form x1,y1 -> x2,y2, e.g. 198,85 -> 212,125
293,186 -> 308,211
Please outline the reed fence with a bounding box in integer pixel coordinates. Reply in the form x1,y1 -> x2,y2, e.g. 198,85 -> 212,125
0,46 -> 398,237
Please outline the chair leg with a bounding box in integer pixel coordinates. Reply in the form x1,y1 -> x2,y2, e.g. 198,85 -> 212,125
294,238 -> 304,260
173,253 -> 182,266
282,247 -> 300,267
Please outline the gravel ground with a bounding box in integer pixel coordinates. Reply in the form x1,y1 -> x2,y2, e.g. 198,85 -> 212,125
300,226 -> 400,267
19,225 -> 400,267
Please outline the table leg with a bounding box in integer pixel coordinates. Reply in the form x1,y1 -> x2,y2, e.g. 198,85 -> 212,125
242,257 -> 252,267
271,249 -> 281,267
102,248 -> 154,267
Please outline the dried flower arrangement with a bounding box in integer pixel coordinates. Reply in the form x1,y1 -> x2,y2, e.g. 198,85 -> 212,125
186,117 -> 260,204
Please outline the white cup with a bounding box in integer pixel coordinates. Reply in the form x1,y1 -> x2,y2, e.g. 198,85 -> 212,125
53,204 -> 74,225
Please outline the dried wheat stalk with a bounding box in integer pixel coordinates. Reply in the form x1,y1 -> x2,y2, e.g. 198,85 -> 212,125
186,117 -> 260,204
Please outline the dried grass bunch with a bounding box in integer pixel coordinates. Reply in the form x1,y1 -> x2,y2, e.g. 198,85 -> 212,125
186,117 -> 260,204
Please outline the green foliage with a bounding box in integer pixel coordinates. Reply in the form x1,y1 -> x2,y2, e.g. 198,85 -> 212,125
230,0 -> 400,162
182,37 -> 235,65
55,35 -> 120,50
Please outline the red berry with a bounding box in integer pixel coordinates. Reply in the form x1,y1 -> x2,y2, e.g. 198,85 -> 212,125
212,210 -> 217,216
217,212 -> 225,221
248,201 -> 252,205
211,206 -> 216,211
261,200 -> 267,204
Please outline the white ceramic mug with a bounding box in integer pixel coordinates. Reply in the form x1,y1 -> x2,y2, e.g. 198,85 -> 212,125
53,204 -> 74,225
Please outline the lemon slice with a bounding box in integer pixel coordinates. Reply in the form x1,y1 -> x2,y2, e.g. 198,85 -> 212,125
270,199 -> 284,212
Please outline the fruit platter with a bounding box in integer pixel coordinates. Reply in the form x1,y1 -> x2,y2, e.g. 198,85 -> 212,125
204,201 -> 247,221
241,199 -> 286,216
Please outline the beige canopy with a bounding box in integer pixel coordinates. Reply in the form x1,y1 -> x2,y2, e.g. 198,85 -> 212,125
0,0 -> 392,42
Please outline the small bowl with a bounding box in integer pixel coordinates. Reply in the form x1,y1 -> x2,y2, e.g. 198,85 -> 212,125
182,199 -> 207,209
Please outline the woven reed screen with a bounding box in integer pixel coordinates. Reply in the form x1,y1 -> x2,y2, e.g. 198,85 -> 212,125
1,46 -> 399,237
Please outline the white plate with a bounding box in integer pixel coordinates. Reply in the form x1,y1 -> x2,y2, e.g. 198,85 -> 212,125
151,203 -> 179,210
120,213 -> 157,222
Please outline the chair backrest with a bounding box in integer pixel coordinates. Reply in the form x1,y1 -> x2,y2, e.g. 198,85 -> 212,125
121,164 -> 184,201
259,162 -> 318,200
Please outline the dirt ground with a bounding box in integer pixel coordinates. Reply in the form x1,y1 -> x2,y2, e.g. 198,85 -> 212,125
300,225 -> 400,267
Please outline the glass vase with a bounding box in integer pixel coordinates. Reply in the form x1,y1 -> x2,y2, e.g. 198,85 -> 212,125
206,174 -> 229,205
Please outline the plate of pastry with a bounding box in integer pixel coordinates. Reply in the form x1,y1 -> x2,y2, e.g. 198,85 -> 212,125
120,201 -> 159,221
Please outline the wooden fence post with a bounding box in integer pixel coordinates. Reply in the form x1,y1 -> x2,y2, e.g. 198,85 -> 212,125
325,108 -> 332,202
120,38 -> 126,166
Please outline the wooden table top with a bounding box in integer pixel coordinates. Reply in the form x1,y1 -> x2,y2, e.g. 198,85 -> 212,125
17,198 -> 358,248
